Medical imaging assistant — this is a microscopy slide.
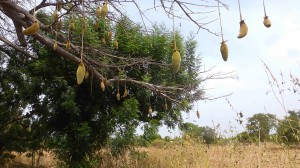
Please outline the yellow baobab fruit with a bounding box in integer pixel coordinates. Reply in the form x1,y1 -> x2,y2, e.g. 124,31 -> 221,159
116,92 -> 120,101
96,6 -> 101,17
107,31 -> 112,41
85,70 -> 89,79
23,20 -> 39,35
220,41 -> 228,62
114,39 -> 118,49
263,16 -> 271,28
196,111 -> 200,119
53,10 -> 58,21
237,20 -> 248,38
57,0 -> 62,11
102,38 -> 106,45
148,106 -> 152,114
172,50 -> 181,74
53,41 -> 58,50
103,78 -> 109,87
101,2 -> 108,19
123,88 -> 128,97
66,40 -> 71,50
76,63 -> 85,85
94,20 -> 99,30
100,80 -> 105,91
57,19 -> 63,31
69,22 -> 75,31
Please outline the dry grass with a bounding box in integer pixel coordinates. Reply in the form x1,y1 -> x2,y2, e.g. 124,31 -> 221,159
5,151 -> 57,168
5,142 -> 300,168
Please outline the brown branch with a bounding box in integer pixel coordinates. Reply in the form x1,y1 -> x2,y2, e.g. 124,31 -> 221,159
174,0 -> 218,35
0,35 -> 36,59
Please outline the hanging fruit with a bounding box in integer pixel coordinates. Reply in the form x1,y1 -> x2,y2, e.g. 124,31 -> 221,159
237,20 -> 248,38
123,87 -> 128,98
69,22 -> 75,31
114,39 -> 118,49
23,20 -> 39,35
53,10 -> 58,21
53,41 -> 58,50
57,19 -> 63,31
57,0 -> 62,11
100,80 -> 105,91
196,111 -> 200,119
220,41 -> 228,61
172,49 -> 181,74
107,30 -> 112,41
76,63 -> 85,85
102,38 -> 106,45
96,6 -> 101,18
100,2 -> 108,19
148,106 -> 153,114
66,40 -> 71,50
85,70 -> 89,79
237,0 -> 248,39
116,92 -> 120,101
94,20 -> 99,30
263,0 -> 271,28
263,17 -> 271,28
116,83 -> 120,100
103,78 -> 109,87
171,8 -> 181,74
218,1 -> 228,62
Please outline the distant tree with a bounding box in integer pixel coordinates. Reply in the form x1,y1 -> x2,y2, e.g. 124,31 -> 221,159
139,120 -> 161,147
277,111 -> 300,144
236,131 -> 251,143
246,113 -> 277,142
179,123 -> 216,145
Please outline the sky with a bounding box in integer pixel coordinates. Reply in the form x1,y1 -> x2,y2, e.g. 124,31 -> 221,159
119,0 -> 300,137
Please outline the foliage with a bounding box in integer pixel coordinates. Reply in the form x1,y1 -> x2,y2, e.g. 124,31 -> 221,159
236,131 -> 251,143
0,14 -> 202,167
246,113 -> 277,142
179,122 -> 217,144
277,111 -> 300,144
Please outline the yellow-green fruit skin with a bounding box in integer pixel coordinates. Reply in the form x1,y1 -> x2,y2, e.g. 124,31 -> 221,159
172,50 -> 181,74
96,7 -> 101,17
53,42 -> 58,50
263,16 -> 271,28
53,10 -> 58,21
85,71 -> 89,80
237,20 -> 248,39
57,2 -> 62,11
116,93 -> 120,101
148,107 -> 152,114
69,23 -> 75,31
66,40 -> 70,50
107,31 -> 112,41
23,21 -> 39,35
101,3 -> 108,19
114,40 -> 118,49
94,20 -> 99,30
123,88 -> 128,98
76,64 -> 85,85
220,41 -> 228,62
100,81 -> 105,91
57,20 -> 62,31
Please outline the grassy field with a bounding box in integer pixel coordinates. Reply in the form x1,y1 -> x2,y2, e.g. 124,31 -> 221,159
4,141 -> 300,168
